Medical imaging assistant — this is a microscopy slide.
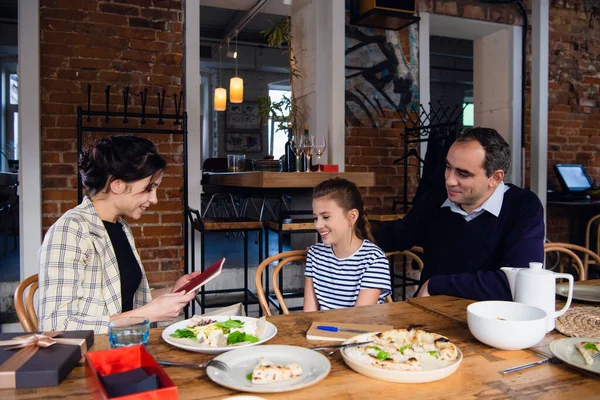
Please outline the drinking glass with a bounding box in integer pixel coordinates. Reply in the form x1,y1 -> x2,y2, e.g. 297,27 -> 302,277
300,134 -> 313,172
313,135 -> 326,160
227,154 -> 246,172
108,316 -> 150,349
291,139 -> 303,173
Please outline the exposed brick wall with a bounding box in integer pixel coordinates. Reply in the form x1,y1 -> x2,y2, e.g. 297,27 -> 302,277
40,0 -> 184,288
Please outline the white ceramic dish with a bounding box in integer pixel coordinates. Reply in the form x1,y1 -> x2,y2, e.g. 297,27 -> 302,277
161,315 -> 277,354
340,332 -> 463,383
550,337 -> 600,375
556,283 -> 600,303
467,301 -> 547,350
207,345 -> 331,393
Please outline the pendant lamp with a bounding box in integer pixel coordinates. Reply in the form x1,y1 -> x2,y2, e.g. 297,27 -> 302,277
229,34 -> 244,103
214,47 -> 226,111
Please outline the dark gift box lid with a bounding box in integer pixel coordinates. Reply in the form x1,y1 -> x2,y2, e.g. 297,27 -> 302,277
0,330 -> 94,388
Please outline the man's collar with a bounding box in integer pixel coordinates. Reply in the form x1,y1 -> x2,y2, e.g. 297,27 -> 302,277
441,181 -> 508,217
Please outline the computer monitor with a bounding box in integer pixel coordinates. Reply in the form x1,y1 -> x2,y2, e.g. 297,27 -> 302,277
554,164 -> 593,192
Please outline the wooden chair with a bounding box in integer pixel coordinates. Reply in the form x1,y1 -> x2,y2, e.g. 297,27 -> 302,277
584,214 -> 600,275
263,209 -> 315,312
14,274 -> 39,332
255,250 -> 307,316
543,242 -> 600,281
385,246 -> 424,301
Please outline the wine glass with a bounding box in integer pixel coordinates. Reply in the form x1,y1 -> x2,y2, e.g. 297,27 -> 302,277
300,134 -> 313,172
291,139 -> 302,172
313,135 -> 326,160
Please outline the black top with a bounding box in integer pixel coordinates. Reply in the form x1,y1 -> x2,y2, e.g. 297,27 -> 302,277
103,220 -> 142,312
375,184 -> 545,301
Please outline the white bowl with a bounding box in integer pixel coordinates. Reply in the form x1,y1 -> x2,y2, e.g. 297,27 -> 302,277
467,301 -> 547,350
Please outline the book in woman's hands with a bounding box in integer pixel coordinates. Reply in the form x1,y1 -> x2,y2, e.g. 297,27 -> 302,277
177,258 -> 225,294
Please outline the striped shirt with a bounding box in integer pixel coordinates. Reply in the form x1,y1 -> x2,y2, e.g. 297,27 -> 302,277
305,240 -> 391,310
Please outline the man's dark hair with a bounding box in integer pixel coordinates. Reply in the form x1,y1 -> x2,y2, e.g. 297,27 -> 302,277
456,127 -> 511,177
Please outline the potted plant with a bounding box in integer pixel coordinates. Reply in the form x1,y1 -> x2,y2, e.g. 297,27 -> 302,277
257,17 -> 303,134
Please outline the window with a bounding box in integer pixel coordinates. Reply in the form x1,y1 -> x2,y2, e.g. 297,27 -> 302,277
268,89 -> 291,160
2,69 -> 19,171
462,103 -> 474,127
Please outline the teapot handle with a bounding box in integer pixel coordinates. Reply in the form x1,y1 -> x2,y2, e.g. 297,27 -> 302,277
553,273 -> 573,318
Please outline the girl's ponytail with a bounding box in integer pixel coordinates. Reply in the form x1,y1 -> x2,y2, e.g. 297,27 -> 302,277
357,208 -> 375,243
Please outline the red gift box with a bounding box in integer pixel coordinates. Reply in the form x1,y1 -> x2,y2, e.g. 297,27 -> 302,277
85,345 -> 177,400
318,164 -> 339,172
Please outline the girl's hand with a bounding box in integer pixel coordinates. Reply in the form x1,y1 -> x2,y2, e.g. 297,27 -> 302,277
135,291 -> 196,322
171,271 -> 201,293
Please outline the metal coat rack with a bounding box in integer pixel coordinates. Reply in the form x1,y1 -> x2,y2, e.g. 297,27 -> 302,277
76,84 -> 190,317
394,101 -> 466,212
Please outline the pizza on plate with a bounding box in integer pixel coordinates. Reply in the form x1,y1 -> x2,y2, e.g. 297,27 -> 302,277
249,357 -> 303,384
575,341 -> 600,365
343,327 -> 459,372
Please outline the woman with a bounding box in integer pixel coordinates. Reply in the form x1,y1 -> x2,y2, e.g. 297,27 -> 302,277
38,135 -> 198,333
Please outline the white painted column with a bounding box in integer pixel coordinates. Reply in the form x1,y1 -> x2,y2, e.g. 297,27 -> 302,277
418,12 -> 430,162
473,27 -> 522,186
329,0 -> 345,170
185,1 -> 202,271
291,0 -> 345,170
531,0 -> 549,222
18,0 -> 41,280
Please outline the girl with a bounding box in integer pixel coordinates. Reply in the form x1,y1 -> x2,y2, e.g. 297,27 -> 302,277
304,178 -> 391,311
38,135 -> 199,333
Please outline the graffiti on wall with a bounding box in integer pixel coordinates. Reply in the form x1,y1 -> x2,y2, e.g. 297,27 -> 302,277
345,24 -> 419,127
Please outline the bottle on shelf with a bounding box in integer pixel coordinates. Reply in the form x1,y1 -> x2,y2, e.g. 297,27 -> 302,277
284,128 -> 296,172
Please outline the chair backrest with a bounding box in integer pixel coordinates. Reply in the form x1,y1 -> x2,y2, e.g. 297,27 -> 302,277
543,242 -> 600,281
384,247 -> 424,303
584,214 -> 600,270
255,250 -> 307,316
14,274 -> 39,332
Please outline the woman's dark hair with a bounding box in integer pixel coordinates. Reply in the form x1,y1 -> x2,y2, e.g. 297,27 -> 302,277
79,135 -> 166,197
313,178 -> 374,242
456,127 -> 511,177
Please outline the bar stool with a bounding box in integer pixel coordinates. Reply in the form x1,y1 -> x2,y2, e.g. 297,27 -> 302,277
263,208 -> 316,313
186,207 -> 263,315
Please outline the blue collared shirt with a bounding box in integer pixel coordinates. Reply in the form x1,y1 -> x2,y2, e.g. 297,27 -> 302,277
441,181 -> 510,221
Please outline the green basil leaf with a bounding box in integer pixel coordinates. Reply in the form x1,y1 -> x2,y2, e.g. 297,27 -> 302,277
376,351 -> 390,360
216,319 -> 244,330
245,334 -> 259,343
227,331 -> 245,345
584,343 -> 598,352
398,344 -> 411,354
246,372 -> 253,381
170,329 -> 196,339
369,345 -> 382,351
428,351 -> 439,359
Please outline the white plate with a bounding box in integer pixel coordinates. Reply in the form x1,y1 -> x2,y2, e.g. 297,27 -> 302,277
557,283 -> 600,303
341,332 -> 463,383
161,315 -> 277,354
550,337 -> 600,375
207,345 -> 331,393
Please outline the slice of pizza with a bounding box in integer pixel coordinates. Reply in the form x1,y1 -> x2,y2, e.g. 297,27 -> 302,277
575,342 -> 600,365
251,357 -> 303,384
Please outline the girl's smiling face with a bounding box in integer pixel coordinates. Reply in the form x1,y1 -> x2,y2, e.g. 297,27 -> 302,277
312,196 -> 357,246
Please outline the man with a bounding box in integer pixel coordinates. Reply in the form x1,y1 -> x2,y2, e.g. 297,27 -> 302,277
376,127 -> 545,301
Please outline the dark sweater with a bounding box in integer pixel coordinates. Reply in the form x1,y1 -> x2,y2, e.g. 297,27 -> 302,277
103,220 -> 142,312
375,184 -> 545,300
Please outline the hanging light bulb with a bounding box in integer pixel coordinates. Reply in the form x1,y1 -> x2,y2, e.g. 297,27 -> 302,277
214,47 -> 226,111
229,34 -> 244,103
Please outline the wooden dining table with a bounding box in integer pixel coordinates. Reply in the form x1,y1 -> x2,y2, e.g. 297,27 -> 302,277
4,285 -> 599,399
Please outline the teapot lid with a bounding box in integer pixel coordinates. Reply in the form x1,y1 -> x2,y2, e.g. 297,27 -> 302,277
521,261 -> 552,275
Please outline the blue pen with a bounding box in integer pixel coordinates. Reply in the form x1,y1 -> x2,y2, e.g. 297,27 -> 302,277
316,325 -> 369,334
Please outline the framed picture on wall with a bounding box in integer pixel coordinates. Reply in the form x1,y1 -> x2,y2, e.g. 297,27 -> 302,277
226,102 -> 261,130
225,132 -> 262,152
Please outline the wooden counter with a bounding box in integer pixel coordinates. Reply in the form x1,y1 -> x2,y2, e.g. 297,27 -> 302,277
4,294 -> 599,399
202,171 -> 375,189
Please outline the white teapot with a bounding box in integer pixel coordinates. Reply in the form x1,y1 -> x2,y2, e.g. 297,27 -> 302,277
501,262 -> 574,332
